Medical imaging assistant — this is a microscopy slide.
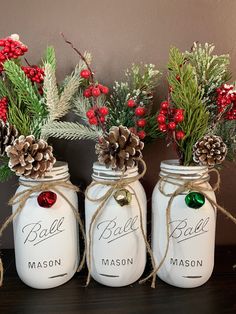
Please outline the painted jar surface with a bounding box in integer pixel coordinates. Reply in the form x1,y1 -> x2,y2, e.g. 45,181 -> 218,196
85,162 -> 147,287
12,161 -> 79,289
152,160 -> 216,288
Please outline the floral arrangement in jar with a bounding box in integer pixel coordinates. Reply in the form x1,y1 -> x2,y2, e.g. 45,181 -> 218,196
150,42 -> 236,289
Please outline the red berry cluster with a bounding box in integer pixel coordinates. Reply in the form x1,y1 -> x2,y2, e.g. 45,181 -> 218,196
83,84 -> 109,98
80,68 -> 109,99
216,84 -> 236,120
0,36 -> 28,72
0,97 -> 8,122
22,66 -> 45,84
86,106 -> 109,125
127,99 -> 147,139
156,101 -> 185,140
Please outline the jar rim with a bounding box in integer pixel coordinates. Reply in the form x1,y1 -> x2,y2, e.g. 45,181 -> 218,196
19,161 -> 69,182
160,159 -> 209,180
161,159 -> 208,171
92,162 -> 138,180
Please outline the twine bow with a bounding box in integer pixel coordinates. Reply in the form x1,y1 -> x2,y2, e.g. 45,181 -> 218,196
140,168 -> 236,288
85,159 -> 157,287
0,179 -> 86,287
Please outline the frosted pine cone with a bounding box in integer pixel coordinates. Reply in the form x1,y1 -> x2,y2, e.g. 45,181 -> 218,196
0,120 -> 19,156
95,125 -> 144,170
5,135 -> 56,179
193,134 -> 227,167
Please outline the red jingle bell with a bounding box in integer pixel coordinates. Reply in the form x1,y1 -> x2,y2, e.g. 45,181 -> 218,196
37,191 -> 57,208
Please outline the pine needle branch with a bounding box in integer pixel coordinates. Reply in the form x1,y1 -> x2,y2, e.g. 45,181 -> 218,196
43,46 -> 56,70
0,160 -> 13,182
43,63 -> 59,120
41,121 -> 102,141
3,60 -> 42,116
185,42 -> 231,107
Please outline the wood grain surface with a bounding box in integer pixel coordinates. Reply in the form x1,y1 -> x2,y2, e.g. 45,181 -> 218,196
0,246 -> 235,314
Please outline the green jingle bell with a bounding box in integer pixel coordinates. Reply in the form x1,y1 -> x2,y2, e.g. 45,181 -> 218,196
185,192 -> 205,209
114,189 -> 132,206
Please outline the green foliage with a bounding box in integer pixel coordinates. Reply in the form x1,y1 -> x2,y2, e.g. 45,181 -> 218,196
106,63 -> 161,134
0,160 -> 13,182
3,60 -> 48,136
144,114 -> 163,142
43,46 -> 56,70
185,42 -> 231,109
216,120 -> 236,161
168,47 -> 209,165
41,121 -> 102,141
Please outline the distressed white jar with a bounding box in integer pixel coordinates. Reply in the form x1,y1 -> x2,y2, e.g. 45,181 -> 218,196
85,162 -> 147,287
12,161 -> 79,289
152,160 -> 216,288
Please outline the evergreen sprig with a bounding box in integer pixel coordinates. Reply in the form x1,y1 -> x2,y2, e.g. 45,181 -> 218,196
185,42 -> 231,108
168,47 -> 209,165
0,160 -> 13,182
41,121 -> 102,141
3,60 -> 44,116
216,120 -> 236,161
106,63 -> 161,133
43,46 -> 56,70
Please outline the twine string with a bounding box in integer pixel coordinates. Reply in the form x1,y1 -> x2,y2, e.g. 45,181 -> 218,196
0,180 -> 86,287
140,168 -> 236,287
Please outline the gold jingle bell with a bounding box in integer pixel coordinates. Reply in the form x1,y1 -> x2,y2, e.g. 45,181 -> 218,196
114,189 -> 132,206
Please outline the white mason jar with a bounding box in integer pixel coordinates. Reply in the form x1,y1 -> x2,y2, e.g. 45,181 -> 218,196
85,162 -> 147,287
12,161 -> 79,289
152,160 -> 216,288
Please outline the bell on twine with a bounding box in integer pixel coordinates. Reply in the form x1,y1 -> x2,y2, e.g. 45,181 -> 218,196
185,191 -> 205,209
114,189 -> 132,206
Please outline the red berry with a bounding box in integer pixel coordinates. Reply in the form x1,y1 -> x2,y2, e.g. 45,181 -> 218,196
135,107 -> 145,116
99,106 -> 109,116
174,114 -> 184,123
168,122 -> 176,130
80,69 -> 91,79
89,117 -> 98,125
0,40 -> 5,46
92,87 -> 101,97
86,109 -> 95,119
137,130 -> 146,139
159,109 -> 167,115
175,109 -> 184,115
127,99 -> 136,108
137,119 -> 146,128
176,75 -> 180,81
159,124 -> 167,132
83,89 -> 92,98
100,116 -> 105,123
99,85 -> 109,94
161,101 -> 170,110
176,130 -> 185,140
157,114 -> 166,124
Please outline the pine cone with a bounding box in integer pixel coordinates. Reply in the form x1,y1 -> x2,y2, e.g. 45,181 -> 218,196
6,135 -> 56,179
95,125 -> 144,170
0,120 -> 19,156
193,134 -> 227,167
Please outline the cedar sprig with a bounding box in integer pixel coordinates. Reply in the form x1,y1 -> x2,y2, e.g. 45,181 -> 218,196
167,47 -> 209,165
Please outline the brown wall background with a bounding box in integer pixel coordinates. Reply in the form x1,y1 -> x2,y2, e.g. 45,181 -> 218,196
0,0 -> 236,248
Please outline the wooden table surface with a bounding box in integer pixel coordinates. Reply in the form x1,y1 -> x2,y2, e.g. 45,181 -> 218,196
0,246 -> 235,314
